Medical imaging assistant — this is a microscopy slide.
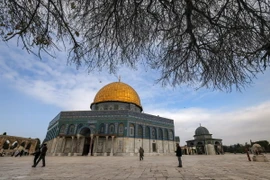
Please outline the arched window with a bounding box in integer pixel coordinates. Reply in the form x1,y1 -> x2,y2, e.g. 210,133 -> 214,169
109,124 -> 115,134
152,127 -> 156,139
158,128 -> 163,140
59,124 -> 66,134
169,130 -> 174,140
118,123 -> 124,135
164,129 -> 169,140
68,124 -> 75,134
138,125 -> 143,138
99,123 -> 105,133
129,123 -> 135,136
145,126 -> 150,139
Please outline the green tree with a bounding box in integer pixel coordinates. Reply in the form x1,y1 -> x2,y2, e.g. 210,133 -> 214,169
1,0 -> 270,91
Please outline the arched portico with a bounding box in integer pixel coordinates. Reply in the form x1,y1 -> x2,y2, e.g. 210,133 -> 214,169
79,127 -> 93,156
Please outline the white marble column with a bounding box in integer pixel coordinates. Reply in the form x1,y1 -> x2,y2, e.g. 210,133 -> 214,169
58,137 -> 65,156
53,136 -> 60,156
110,136 -> 114,156
74,134 -> 81,156
88,134 -> 94,156
104,136 -> 108,156
162,139 -> 164,154
94,136 -> 99,156
68,136 -> 74,156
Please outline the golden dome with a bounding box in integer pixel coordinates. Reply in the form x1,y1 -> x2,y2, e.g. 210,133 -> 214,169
91,82 -> 142,109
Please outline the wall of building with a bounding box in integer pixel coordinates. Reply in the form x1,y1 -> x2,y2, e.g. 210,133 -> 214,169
45,135 -> 176,156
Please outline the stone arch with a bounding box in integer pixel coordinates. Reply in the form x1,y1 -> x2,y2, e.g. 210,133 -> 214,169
78,127 -> 91,156
2,139 -> 10,149
11,140 -> 18,149
25,142 -> 31,150
79,127 -> 91,137
196,142 -> 205,154
20,141 -> 26,147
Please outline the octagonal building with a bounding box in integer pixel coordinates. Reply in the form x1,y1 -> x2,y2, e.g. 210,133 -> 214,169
185,125 -> 223,155
44,81 -> 176,156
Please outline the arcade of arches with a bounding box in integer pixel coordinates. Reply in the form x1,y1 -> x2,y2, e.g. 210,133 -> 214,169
0,135 -> 38,156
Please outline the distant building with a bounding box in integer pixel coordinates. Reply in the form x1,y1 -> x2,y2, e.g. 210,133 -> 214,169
0,135 -> 38,156
44,81 -> 179,156
185,125 -> 223,155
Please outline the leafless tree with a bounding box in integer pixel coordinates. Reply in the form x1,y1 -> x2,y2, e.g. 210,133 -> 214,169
1,0 -> 270,91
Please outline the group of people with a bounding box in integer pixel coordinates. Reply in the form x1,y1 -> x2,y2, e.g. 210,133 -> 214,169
31,143 -> 47,167
138,144 -> 183,168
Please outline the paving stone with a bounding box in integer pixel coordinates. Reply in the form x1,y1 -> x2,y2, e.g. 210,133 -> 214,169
0,154 -> 269,179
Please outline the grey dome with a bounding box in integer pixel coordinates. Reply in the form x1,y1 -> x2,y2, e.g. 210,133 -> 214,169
195,126 -> 210,135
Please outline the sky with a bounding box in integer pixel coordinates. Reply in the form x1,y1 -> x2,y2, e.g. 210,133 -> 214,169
1,40 -> 270,146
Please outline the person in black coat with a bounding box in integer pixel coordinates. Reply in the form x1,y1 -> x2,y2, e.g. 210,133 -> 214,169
175,144 -> 182,167
139,147 -> 144,161
32,144 -> 47,167
32,146 -> 41,166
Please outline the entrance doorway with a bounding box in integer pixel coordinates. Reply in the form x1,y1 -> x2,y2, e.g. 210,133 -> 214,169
152,143 -> 157,152
79,127 -> 91,156
82,137 -> 90,156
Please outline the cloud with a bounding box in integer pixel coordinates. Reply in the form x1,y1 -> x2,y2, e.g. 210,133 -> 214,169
146,101 -> 270,146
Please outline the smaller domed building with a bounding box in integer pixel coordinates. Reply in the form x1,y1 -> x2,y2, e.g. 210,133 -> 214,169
185,125 -> 223,155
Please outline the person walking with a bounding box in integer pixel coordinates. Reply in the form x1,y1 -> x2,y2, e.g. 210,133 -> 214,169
175,144 -> 182,167
32,146 -> 41,166
32,144 -> 47,167
139,147 -> 144,161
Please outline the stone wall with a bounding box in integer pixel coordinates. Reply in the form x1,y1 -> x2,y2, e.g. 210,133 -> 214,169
0,135 -> 38,155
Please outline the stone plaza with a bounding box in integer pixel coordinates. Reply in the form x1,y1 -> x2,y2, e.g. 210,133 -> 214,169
0,154 -> 270,180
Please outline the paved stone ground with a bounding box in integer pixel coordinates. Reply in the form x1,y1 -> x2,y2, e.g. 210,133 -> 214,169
0,154 -> 269,180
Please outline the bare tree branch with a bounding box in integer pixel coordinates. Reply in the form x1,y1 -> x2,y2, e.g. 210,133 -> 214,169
1,0 -> 270,91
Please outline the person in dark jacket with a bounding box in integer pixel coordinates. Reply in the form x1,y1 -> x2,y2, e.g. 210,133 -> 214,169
32,144 -> 47,167
32,146 -> 41,166
139,147 -> 144,161
175,144 -> 182,167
